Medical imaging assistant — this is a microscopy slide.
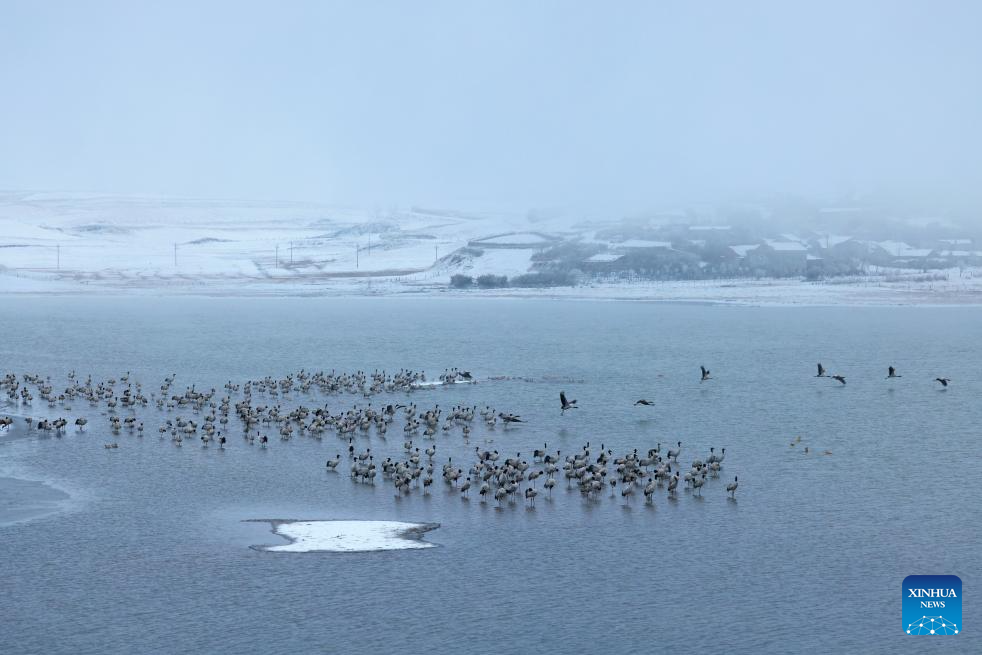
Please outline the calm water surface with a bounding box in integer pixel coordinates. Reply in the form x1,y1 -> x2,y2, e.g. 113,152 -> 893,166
1,297 -> 980,654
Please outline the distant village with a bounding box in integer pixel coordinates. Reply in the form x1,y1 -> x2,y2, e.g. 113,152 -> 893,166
449,206 -> 982,288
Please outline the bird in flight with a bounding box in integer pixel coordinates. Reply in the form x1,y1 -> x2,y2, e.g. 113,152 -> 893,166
815,363 -> 828,377
886,366 -> 901,379
634,399 -> 654,406
700,366 -> 712,382
560,391 -> 577,414
831,375 -> 846,385
935,377 -> 951,387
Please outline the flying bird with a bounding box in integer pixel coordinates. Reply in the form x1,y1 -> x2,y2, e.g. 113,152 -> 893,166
700,366 -> 712,382
935,377 -> 951,387
815,363 -> 827,377
831,375 -> 846,385
559,391 -> 577,414
634,399 -> 654,406
887,366 -> 901,379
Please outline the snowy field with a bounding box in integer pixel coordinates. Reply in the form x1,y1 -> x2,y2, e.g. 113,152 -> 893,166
0,191 -> 539,291
2,191 -> 982,305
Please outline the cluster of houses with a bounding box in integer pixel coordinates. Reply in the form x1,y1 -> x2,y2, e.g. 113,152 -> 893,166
455,220 -> 981,284
533,226 -> 980,280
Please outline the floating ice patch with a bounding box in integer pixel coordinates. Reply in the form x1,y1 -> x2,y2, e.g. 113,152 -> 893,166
0,476 -> 73,526
254,520 -> 439,552
413,379 -> 475,388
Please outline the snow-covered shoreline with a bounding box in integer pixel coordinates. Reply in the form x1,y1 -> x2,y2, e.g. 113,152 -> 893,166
2,269 -> 982,306
3,191 -> 981,306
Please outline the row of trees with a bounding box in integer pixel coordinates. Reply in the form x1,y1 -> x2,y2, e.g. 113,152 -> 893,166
450,272 -> 576,289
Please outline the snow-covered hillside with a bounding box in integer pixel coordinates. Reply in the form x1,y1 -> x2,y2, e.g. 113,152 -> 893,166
2,191 -> 982,305
0,191 -> 548,292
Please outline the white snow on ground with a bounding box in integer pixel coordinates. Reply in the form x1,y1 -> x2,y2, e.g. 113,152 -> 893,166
455,276 -> 982,306
263,520 -> 438,552
448,248 -> 536,279
0,191 -> 537,288
2,191 -> 982,305
472,232 -> 553,245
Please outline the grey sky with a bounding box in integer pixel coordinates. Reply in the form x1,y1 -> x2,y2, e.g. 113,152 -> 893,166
1,1 -> 980,212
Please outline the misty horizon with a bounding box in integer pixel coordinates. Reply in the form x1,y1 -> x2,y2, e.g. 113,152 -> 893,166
2,1 -> 982,215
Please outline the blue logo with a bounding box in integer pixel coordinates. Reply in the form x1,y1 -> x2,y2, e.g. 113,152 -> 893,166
903,575 -> 961,635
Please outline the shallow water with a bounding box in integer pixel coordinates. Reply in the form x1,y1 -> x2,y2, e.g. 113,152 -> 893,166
1,296 -> 980,654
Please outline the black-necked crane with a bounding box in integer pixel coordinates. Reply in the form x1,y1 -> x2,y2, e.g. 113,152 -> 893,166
667,441 -> 682,461
560,391 -> 577,414
643,478 -> 656,503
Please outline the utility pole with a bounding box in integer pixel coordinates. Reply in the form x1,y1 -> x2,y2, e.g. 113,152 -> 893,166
56,244 -> 60,270
356,244 -> 359,269
275,244 -> 279,267
290,241 -> 294,265
434,245 -> 438,262
174,243 -> 178,267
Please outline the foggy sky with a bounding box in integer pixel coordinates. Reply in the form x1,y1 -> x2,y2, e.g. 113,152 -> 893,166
1,1 -> 980,212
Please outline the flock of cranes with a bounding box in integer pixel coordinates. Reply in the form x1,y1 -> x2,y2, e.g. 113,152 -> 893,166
1,358 -> 966,510
1,366 -> 747,511
811,363 -> 952,387
334,433 -> 738,506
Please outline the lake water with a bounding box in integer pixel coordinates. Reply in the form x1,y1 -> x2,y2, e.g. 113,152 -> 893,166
1,296 -> 980,654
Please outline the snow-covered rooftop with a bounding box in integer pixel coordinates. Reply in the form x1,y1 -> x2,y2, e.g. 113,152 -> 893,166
765,240 -> 809,252
729,244 -> 758,258
821,235 -> 856,248
584,252 -> 625,263
878,241 -> 932,257
616,239 -> 672,249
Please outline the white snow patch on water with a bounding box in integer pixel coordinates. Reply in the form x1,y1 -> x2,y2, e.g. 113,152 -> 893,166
413,379 -> 476,388
262,520 -> 438,552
